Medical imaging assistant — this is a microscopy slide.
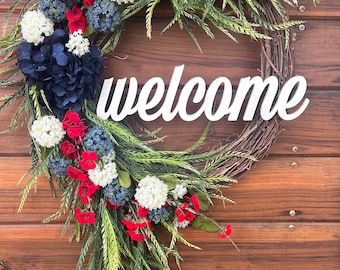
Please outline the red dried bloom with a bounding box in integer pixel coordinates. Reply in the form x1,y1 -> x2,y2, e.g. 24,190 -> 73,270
78,181 -> 99,204
60,140 -> 78,159
65,6 -> 83,22
78,151 -> 98,171
122,218 -> 138,230
106,200 -> 119,210
83,0 -> 94,8
74,208 -> 96,224
67,166 -> 87,181
126,230 -> 144,242
219,224 -> 232,239
62,110 -> 88,141
137,206 -> 149,218
66,6 -> 86,33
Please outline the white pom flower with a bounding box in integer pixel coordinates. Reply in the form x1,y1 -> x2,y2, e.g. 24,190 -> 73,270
65,30 -> 90,57
134,176 -> 168,210
30,115 -> 65,148
88,150 -> 118,187
20,10 -> 54,45
171,184 -> 188,199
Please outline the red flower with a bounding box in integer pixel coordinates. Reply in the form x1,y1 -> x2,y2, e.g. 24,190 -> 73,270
106,200 -> 119,210
60,140 -> 78,159
83,0 -> 94,8
175,207 -> 196,222
219,224 -> 232,239
62,110 -> 88,141
122,218 -> 138,230
137,206 -> 149,218
67,166 -> 88,181
126,230 -> 144,242
74,208 -> 96,224
65,6 -> 86,33
78,151 -> 98,171
78,181 -> 99,204
184,194 -> 200,212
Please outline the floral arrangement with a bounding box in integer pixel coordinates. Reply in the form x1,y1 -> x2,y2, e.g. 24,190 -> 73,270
0,0 -> 318,269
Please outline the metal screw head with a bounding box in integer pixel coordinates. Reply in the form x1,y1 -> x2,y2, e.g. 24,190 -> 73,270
290,162 -> 298,168
288,224 -> 295,231
299,24 -> 306,31
289,210 -> 296,216
292,146 -> 299,152
299,5 -> 306,12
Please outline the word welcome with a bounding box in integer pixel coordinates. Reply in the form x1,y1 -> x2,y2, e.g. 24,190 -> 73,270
97,64 -> 309,122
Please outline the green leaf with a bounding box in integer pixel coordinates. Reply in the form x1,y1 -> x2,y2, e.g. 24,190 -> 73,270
159,174 -> 179,190
191,216 -> 220,232
118,170 -> 131,188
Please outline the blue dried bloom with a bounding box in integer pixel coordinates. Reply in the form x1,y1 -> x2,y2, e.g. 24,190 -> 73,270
17,29 -> 104,115
148,207 -> 172,224
103,178 -> 134,206
48,157 -> 70,177
83,126 -> 114,157
85,0 -> 120,32
39,0 -> 67,22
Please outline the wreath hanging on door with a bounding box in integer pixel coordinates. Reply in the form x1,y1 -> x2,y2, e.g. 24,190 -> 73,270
0,0 -> 318,269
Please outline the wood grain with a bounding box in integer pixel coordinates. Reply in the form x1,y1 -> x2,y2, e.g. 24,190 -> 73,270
0,223 -> 339,270
1,156 -> 339,224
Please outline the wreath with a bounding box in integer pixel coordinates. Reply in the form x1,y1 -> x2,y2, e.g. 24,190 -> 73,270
0,1 -> 318,269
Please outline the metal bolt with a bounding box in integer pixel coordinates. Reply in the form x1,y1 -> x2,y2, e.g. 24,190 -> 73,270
289,210 -> 296,216
299,24 -> 306,31
291,162 -> 298,168
299,5 -> 306,12
288,224 -> 295,231
292,146 -> 299,152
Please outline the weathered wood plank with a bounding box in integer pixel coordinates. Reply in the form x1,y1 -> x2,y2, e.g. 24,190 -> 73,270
1,157 -> 339,224
1,223 -> 339,270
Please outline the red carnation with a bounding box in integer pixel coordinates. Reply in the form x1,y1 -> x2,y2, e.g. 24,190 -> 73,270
126,230 -> 144,242
67,166 -> 88,181
74,208 -> 96,224
78,181 -> 99,204
66,6 -> 86,33
62,110 -> 88,141
83,0 -> 94,8
60,141 -> 78,159
137,206 -> 149,218
78,151 -> 98,171
219,224 -> 232,239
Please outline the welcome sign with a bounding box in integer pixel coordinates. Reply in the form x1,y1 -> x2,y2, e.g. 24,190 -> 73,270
97,64 -> 309,122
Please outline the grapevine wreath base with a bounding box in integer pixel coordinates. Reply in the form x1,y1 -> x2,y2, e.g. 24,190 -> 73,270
0,1 -> 311,269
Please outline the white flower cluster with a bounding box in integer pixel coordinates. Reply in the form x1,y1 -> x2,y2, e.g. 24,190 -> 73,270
20,10 -> 54,46
30,115 -> 65,148
88,150 -> 118,187
65,30 -> 90,57
134,176 -> 168,210
171,184 -> 188,199
177,220 -> 190,229
111,0 -> 135,4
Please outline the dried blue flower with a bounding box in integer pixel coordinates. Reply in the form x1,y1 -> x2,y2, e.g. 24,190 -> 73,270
39,0 -> 67,22
85,0 -> 120,32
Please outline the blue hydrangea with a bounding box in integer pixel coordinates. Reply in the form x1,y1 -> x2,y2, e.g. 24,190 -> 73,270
83,126 -> 114,157
17,29 -> 104,115
39,0 -> 67,22
148,207 -> 172,224
85,0 -> 120,32
103,178 -> 134,206
48,157 -> 70,177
